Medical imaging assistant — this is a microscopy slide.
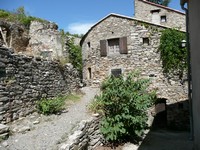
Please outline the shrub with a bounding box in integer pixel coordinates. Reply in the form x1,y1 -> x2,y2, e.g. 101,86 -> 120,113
36,96 -> 65,115
94,72 -> 156,142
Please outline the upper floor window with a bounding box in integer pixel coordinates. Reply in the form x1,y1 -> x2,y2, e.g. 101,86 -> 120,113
161,15 -> 167,22
100,37 -> 127,57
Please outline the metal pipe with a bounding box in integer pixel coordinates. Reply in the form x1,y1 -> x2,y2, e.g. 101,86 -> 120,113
181,2 -> 194,140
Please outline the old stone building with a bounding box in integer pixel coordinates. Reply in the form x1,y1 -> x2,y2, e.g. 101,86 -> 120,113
81,1 -> 188,128
135,0 -> 186,30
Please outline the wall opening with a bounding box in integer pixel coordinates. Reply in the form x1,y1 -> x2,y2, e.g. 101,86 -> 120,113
161,15 -> 167,22
152,98 -> 167,129
108,38 -> 120,55
143,37 -> 150,45
88,67 -> 92,79
0,67 -> 6,78
111,68 -> 122,77
87,42 -> 91,48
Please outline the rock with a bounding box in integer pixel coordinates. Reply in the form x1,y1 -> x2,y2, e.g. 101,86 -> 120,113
122,143 -> 138,150
18,126 -> 31,133
0,124 -> 9,134
1,141 -> 8,147
33,120 -> 40,125
92,113 -> 100,117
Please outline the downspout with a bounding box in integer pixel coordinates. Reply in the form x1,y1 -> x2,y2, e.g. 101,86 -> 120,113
181,1 -> 194,140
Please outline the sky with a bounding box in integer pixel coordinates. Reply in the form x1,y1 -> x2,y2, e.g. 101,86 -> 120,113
0,0 -> 183,34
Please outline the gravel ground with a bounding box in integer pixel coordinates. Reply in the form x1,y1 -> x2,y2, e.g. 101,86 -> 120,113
1,87 -> 99,150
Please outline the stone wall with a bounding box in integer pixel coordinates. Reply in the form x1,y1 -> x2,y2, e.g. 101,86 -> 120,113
26,21 -> 64,60
81,14 -> 188,128
0,20 -> 29,52
134,0 -> 186,31
59,117 -> 104,150
0,47 -> 80,124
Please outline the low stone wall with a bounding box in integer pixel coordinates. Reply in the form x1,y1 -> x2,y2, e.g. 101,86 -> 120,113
59,117 -> 104,150
0,47 -> 80,124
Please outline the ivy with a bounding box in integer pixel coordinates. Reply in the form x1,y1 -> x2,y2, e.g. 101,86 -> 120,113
159,28 -> 187,77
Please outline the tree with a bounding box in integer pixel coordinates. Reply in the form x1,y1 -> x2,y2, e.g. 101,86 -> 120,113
147,0 -> 171,6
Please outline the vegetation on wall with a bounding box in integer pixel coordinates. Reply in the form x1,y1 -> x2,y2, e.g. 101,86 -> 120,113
147,0 -> 171,6
60,29 -> 82,75
68,38 -> 82,75
0,6 -> 48,27
159,28 -> 187,77
90,72 -> 156,142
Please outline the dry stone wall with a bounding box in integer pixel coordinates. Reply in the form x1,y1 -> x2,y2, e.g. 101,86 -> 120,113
0,47 -> 80,124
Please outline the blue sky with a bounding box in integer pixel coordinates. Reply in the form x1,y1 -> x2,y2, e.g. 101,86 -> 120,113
0,0 -> 183,34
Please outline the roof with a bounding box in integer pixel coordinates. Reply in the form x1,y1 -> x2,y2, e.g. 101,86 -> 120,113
80,13 -> 185,46
139,0 -> 185,15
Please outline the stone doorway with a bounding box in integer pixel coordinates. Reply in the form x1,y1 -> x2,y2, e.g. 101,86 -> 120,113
152,98 -> 167,129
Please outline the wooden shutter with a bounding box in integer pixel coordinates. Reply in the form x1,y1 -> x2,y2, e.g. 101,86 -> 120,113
100,40 -> 107,57
119,37 -> 128,54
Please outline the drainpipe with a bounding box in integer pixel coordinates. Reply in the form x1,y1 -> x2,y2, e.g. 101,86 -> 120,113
181,1 -> 194,140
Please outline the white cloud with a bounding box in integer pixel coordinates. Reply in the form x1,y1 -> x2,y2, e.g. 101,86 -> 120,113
66,22 -> 95,35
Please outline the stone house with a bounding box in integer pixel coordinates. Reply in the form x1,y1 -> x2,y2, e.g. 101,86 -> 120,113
135,0 -> 186,30
80,1 -> 188,128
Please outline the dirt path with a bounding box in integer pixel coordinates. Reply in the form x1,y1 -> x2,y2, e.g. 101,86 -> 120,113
1,87 -> 99,150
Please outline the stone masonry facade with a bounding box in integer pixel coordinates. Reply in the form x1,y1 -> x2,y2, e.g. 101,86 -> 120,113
134,0 -> 186,31
81,14 -> 189,128
0,47 -> 80,124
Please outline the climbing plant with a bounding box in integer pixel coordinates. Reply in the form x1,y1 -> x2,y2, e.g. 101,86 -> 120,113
159,28 -> 187,77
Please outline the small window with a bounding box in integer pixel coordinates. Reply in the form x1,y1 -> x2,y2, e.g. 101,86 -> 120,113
111,69 -> 122,77
143,38 -> 150,45
88,67 -> 92,79
161,16 -> 167,22
87,42 -> 91,48
150,9 -> 160,13
0,67 -> 6,78
108,38 -> 120,55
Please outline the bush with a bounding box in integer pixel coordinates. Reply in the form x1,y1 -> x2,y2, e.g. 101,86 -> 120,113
36,96 -> 65,115
94,72 -> 156,142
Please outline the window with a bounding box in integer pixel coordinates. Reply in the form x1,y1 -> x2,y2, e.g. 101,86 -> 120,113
143,37 -> 150,45
88,67 -> 92,79
100,37 -> 127,57
87,42 -> 91,48
0,67 -> 6,78
111,69 -> 122,77
161,16 -> 167,22
108,38 -> 120,55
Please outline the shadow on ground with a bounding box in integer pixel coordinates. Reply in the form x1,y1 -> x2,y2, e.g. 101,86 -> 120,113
138,99 -> 193,150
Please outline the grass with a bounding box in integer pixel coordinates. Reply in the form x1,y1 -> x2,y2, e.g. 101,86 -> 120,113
36,93 -> 82,115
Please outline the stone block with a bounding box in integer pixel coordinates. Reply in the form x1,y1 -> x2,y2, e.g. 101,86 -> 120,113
0,124 -> 9,134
